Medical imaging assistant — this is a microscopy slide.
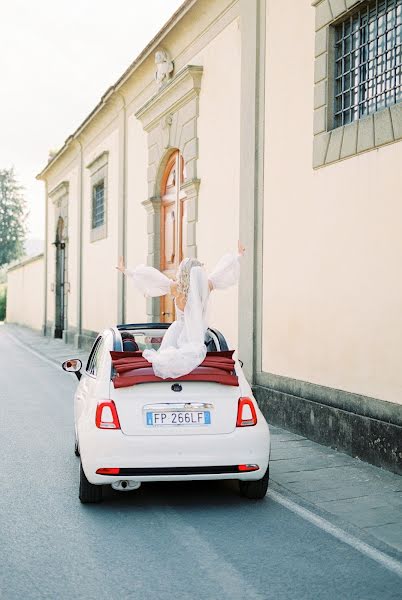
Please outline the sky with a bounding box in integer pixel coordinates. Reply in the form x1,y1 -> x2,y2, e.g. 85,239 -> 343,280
0,0 -> 184,240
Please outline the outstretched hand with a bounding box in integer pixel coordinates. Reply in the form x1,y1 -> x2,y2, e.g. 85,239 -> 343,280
116,256 -> 125,273
238,241 -> 246,256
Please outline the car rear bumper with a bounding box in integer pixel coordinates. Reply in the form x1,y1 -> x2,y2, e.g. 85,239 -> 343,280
79,423 -> 270,485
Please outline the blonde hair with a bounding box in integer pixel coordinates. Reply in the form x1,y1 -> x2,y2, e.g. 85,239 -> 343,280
176,258 -> 203,298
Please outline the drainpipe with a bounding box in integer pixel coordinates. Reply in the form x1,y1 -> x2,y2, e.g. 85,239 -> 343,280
75,139 -> 84,349
253,0 -> 266,384
116,92 -> 127,325
42,180 -> 48,336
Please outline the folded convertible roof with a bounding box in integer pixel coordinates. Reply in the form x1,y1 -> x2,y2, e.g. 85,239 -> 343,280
110,351 -> 238,388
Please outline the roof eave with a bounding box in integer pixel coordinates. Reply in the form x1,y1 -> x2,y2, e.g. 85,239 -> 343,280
36,0 -> 197,181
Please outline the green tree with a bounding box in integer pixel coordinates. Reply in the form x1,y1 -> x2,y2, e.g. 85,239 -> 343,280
0,168 -> 27,267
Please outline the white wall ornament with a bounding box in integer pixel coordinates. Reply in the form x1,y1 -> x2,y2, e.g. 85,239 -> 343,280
155,49 -> 174,89
162,114 -> 173,148
136,65 -> 203,196
49,181 -> 69,207
48,148 -> 58,163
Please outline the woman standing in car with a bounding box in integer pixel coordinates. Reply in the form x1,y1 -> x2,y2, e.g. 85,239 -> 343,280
116,242 -> 245,379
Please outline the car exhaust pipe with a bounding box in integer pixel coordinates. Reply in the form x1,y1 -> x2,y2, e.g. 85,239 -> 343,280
111,480 -> 141,492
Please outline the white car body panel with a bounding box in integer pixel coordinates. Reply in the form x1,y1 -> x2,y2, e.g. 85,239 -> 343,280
74,327 -> 271,487
113,381 -> 241,436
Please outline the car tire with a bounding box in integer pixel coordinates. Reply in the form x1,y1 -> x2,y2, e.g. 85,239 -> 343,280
79,461 -> 103,503
74,437 -> 80,457
239,465 -> 269,500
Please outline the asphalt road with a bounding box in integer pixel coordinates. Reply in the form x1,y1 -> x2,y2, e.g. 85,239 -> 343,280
0,328 -> 401,600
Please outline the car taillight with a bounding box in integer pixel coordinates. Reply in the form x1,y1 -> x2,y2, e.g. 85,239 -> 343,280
96,468 -> 120,475
238,464 -> 259,472
236,397 -> 257,427
95,401 -> 121,429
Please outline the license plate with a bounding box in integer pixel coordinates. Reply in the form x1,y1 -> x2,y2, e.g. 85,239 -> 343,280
146,411 -> 211,426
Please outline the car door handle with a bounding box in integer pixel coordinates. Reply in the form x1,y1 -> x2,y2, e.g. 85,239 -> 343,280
162,312 -> 171,316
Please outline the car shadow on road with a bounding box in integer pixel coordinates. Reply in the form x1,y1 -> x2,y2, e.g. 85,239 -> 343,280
92,479 -> 270,512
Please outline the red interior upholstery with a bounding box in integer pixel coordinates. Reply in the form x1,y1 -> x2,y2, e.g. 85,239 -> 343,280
110,350 -> 239,388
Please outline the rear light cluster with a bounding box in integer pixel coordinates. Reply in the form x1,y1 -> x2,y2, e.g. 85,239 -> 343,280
95,397 -> 257,429
238,464 -> 259,472
96,468 -> 120,475
236,397 -> 257,427
95,401 -> 120,429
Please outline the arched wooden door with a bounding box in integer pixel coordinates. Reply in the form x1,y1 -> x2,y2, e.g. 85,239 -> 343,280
160,151 -> 187,323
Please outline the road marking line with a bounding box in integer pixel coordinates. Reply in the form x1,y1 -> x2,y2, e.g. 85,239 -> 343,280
5,331 -> 66,372
270,489 -> 402,578
160,506 -> 265,600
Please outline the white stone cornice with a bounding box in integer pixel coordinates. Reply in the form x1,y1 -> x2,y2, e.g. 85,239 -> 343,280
49,181 -> 69,205
135,65 -> 203,132
85,151 -> 109,173
141,197 -> 162,214
181,177 -> 200,196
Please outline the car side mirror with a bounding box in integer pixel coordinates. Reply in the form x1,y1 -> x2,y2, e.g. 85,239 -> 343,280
62,359 -> 82,381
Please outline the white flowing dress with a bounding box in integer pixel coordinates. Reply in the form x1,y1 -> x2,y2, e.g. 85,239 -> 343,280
124,253 -> 241,379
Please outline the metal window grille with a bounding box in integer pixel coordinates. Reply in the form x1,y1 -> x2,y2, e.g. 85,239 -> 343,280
334,0 -> 402,128
92,181 -> 105,229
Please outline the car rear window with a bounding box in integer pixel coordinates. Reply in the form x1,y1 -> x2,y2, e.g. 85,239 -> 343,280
120,330 -> 164,352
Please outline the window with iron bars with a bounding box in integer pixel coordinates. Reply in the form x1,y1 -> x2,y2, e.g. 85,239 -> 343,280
334,0 -> 402,128
92,181 -> 105,229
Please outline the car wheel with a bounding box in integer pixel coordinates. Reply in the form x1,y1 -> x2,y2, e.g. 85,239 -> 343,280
239,465 -> 269,500
74,437 -> 80,457
79,461 -> 103,503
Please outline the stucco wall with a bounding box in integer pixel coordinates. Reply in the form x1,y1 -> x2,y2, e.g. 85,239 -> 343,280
81,126 -> 120,333
125,113 -> 149,324
46,191 -> 56,326
6,255 -> 44,331
262,0 -> 402,404
65,167 -> 79,329
195,17 -> 241,348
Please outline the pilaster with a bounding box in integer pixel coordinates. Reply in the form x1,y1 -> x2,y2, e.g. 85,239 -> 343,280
238,0 -> 266,382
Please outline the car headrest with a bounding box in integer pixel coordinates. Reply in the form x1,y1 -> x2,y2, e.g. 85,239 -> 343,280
204,331 -> 217,352
122,338 -> 139,352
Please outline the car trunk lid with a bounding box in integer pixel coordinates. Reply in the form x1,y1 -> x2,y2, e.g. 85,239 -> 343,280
111,380 -> 240,436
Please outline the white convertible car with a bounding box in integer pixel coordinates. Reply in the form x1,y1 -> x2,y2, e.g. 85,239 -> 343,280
63,323 -> 271,503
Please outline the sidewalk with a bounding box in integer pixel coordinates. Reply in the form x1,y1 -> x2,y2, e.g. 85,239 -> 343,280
3,322 -> 402,558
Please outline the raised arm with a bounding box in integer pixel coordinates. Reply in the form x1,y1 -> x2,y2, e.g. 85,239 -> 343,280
208,242 -> 245,291
117,257 -> 171,297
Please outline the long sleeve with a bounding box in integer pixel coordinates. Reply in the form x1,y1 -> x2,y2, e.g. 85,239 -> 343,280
125,265 -> 171,297
208,253 -> 241,290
